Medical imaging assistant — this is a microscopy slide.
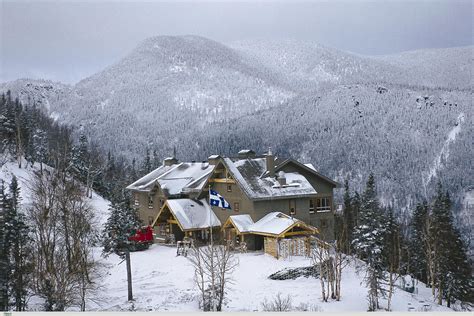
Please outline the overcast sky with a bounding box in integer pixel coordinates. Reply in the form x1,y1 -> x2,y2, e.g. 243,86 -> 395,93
1,0 -> 472,84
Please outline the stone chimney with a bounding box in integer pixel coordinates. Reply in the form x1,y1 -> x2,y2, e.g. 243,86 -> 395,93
277,171 -> 286,186
163,157 -> 178,166
266,147 -> 275,178
164,147 -> 178,166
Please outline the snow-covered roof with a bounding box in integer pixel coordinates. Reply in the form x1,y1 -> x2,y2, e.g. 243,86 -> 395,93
223,157 -> 317,200
167,199 -> 221,230
226,212 -> 316,237
248,212 -> 302,236
248,212 -> 316,236
126,162 -> 214,196
228,214 -> 254,233
238,149 -> 254,154
126,164 -> 176,191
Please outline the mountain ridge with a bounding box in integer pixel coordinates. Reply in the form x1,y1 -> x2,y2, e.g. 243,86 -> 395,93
0,36 -> 471,217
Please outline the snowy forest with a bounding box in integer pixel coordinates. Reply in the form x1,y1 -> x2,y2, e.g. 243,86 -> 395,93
0,87 -> 472,311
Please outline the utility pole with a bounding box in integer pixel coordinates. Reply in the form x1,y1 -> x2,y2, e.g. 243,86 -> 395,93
125,250 -> 133,301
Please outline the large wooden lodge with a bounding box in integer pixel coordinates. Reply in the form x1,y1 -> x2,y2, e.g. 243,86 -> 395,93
126,149 -> 339,258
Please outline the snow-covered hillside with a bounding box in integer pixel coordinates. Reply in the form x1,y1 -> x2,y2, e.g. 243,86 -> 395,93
0,159 -> 110,226
0,79 -> 70,116
374,46 -> 473,89
87,244 -> 453,312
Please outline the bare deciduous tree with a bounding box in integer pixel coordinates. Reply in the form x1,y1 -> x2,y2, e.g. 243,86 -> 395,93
311,237 -> 348,303
188,243 -> 238,311
28,169 -> 100,311
261,293 -> 292,312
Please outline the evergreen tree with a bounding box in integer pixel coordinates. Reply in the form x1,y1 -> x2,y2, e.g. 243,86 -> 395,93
0,181 -> 10,311
351,191 -> 361,228
9,210 -> 30,311
342,179 -> 354,254
352,173 -> 387,311
32,128 -> 48,172
409,201 -> 429,283
383,205 -> 401,311
430,183 -> 473,306
71,133 -> 90,182
152,149 -> 160,170
140,147 -> 152,176
6,176 -> 31,311
102,192 -> 142,257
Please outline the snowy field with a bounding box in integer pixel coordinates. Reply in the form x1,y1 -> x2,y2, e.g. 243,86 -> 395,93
88,245 -> 453,312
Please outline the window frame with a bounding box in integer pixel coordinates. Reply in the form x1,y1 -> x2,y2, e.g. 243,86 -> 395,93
134,193 -> 140,207
309,199 -> 315,214
315,196 -> 332,212
234,202 -> 240,212
148,195 -> 154,209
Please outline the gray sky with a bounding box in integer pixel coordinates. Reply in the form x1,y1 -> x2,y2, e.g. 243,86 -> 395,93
1,0 -> 472,84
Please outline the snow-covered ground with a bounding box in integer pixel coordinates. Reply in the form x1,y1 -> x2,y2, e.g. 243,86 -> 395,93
89,245 -> 453,312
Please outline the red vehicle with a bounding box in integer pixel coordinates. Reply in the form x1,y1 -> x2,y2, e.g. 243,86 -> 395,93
128,226 -> 154,250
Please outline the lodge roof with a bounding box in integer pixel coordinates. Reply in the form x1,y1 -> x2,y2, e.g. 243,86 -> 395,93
155,198 -> 221,231
222,157 -> 318,200
126,150 -> 338,199
126,162 -> 214,195
225,212 -> 318,237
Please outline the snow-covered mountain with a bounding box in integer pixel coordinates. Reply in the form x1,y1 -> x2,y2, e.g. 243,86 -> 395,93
1,36 -> 472,213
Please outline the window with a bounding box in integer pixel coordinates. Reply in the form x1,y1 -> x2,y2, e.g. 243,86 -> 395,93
148,216 -> 154,225
148,195 -> 154,209
316,197 -> 331,212
309,200 -> 315,213
227,184 -> 232,192
289,199 -> 296,215
234,202 -> 240,212
134,194 -> 139,207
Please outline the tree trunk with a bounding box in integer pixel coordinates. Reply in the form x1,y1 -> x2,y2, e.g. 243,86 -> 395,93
387,269 -> 394,311
437,281 -> 442,305
126,250 -> 133,301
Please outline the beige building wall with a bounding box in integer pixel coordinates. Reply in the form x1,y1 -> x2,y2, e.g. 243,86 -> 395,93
132,190 -> 165,226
